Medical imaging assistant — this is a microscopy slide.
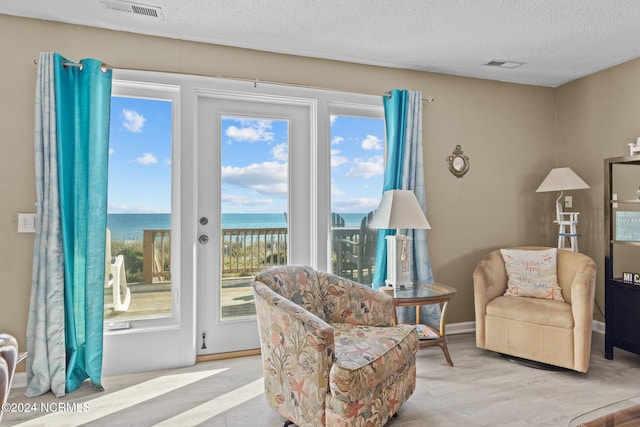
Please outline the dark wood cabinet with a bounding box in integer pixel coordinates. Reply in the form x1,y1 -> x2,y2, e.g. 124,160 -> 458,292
604,155 -> 640,359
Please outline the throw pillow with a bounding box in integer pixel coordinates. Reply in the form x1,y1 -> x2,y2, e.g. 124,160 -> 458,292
500,248 -> 564,301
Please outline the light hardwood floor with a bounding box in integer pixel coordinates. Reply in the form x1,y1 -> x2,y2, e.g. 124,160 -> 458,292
3,332 -> 640,426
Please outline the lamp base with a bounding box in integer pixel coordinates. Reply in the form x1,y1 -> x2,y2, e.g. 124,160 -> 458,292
385,234 -> 412,287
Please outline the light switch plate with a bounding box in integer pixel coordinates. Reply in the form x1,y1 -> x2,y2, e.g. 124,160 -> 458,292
17,213 -> 37,233
564,196 -> 573,209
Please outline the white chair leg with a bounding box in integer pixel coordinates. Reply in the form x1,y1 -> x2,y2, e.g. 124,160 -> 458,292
558,224 -> 566,249
569,223 -> 578,252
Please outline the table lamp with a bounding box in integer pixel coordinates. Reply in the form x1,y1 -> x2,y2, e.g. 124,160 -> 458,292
536,167 -> 590,250
369,190 -> 431,287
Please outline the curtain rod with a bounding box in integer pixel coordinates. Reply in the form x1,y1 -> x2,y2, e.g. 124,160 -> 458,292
32,58 -> 434,102
207,73 -> 434,103
33,58 -> 111,73
220,76 -> 435,104
384,92 -> 434,103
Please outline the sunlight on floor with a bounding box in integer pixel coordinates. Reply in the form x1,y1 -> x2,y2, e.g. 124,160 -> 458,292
155,378 -> 264,426
13,369 -> 237,426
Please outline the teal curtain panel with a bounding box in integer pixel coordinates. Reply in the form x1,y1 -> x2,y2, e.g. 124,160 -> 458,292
26,52 -> 112,396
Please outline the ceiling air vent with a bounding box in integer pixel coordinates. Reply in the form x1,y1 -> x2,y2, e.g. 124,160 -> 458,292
485,60 -> 524,69
101,0 -> 164,20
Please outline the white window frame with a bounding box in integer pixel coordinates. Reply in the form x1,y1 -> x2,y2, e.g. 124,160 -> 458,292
108,80 -> 182,331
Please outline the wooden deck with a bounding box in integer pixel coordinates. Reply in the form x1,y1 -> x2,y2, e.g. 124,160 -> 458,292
104,277 -> 256,322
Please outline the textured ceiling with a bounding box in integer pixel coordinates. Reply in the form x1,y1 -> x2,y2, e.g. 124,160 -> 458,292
3,0 -> 640,87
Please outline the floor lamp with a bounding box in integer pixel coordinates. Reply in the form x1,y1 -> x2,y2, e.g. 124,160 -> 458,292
369,190 -> 431,287
536,167 -> 590,251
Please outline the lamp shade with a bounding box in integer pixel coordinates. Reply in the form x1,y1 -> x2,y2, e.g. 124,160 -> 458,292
535,167 -> 590,192
369,190 -> 431,229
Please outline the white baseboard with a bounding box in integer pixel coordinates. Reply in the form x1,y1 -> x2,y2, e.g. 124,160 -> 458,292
592,320 -> 605,334
446,321 -> 476,335
12,372 -> 26,389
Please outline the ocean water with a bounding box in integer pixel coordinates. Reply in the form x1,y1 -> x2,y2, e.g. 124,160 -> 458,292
107,212 -> 366,242
107,214 -> 172,242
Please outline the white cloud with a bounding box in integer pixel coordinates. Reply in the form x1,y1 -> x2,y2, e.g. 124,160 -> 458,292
331,136 -> 344,145
109,148 -> 115,155
108,204 -> 129,213
331,149 -> 348,168
332,197 -> 381,213
122,109 -> 146,133
222,194 -> 274,207
108,204 -> 159,214
330,115 -> 337,125
225,119 -> 274,142
222,161 -> 287,196
272,143 -> 288,161
346,155 -> 384,178
361,134 -> 383,150
135,152 -> 158,165
331,180 -> 345,196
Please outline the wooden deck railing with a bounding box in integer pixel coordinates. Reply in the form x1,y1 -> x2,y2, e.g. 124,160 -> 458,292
222,227 -> 288,276
142,227 -> 288,282
143,229 -> 171,284
141,226 -> 379,283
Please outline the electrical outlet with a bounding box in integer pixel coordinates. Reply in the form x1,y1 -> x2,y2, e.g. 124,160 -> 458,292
564,196 -> 573,209
17,213 -> 37,233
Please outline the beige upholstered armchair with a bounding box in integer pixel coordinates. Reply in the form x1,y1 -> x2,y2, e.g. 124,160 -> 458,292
253,266 -> 418,426
473,247 -> 596,372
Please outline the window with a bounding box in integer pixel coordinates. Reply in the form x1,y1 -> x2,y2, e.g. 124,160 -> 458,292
219,115 -> 290,319
105,82 -> 178,324
329,114 -> 385,285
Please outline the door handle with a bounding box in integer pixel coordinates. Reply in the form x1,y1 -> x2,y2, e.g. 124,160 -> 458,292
199,235 -> 209,244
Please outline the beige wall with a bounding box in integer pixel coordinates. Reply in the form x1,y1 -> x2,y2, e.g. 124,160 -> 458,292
0,14 -> 559,358
556,57 -> 640,322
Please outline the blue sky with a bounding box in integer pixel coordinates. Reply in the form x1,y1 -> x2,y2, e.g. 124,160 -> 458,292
108,97 -> 385,214
108,96 -> 172,213
329,115 -> 385,213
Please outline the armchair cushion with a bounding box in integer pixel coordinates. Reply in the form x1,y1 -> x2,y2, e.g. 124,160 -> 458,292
486,296 -> 573,329
501,248 -> 564,301
320,272 -> 395,326
330,322 -> 417,402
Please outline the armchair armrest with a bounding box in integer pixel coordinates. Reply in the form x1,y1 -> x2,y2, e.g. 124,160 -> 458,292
570,258 -> 597,328
568,258 -> 596,372
319,273 -> 394,326
472,252 -> 508,305
472,250 -> 508,347
253,281 -> 334,424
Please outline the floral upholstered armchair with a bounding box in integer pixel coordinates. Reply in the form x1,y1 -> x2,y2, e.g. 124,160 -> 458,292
253,266 -> 418,427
